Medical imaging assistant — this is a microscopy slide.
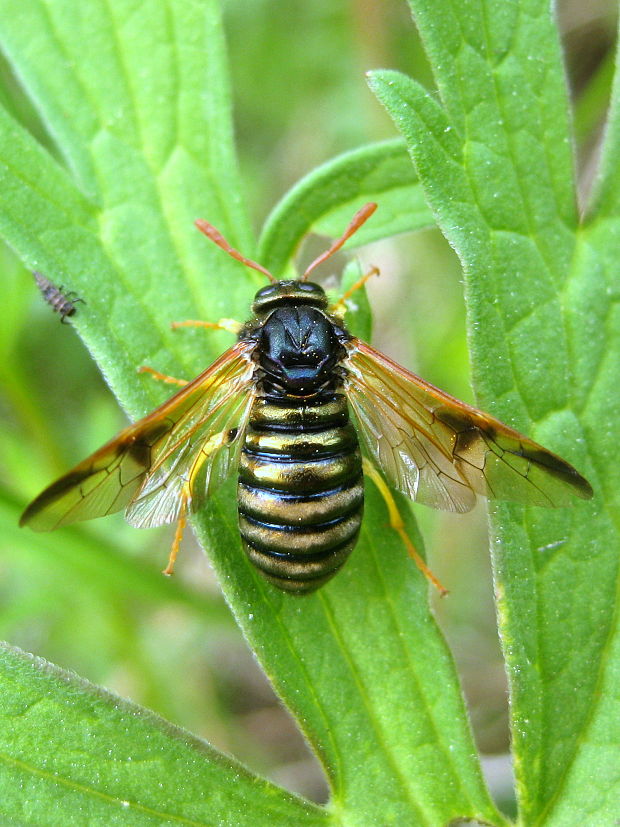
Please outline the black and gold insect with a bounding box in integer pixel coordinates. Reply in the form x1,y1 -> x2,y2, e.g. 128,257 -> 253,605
21,204 -> 593,594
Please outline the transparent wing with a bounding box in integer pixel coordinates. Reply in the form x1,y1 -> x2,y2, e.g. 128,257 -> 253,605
126,379 -> 255,529
343,340 -> 593,512
21,341 -> 257,531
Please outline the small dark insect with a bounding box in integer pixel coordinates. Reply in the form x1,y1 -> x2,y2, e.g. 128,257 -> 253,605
21,205 -> 593,594
33,271 -> 84,323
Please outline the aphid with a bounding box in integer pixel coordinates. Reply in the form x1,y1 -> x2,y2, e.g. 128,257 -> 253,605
20,205 -> 593,594
33,271 -> 84,323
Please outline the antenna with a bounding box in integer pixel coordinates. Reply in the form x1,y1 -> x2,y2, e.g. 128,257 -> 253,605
301,202 -> 377,281
195,219 -> 276,283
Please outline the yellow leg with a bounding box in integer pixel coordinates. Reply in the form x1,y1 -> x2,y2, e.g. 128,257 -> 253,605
137,365 -> 188,387
163,491 -> 189,576
171,317 -> 243,335
362,457 -> 448,597
329,266 -> 380,318
162,429 -> 234,576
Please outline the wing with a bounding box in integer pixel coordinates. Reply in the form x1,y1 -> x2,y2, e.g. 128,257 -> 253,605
343,340 -> 593,512
20,341 -> 257,531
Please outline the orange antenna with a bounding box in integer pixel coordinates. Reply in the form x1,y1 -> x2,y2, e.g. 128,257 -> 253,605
195,219 -> 276,283
301,202 -> 378,282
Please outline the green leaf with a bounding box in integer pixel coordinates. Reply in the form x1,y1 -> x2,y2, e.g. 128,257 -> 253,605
537,571 -> 620,825
368,0 -> 619,822
588,12 -> 620,221
258,139 -> 433,275
0,643 -> 327,826
573,49 -> 615,149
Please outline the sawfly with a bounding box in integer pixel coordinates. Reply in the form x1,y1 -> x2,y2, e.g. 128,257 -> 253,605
21,204 -> 593,593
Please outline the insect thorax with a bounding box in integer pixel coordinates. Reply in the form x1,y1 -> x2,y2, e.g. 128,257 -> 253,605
244,280 -> 350,397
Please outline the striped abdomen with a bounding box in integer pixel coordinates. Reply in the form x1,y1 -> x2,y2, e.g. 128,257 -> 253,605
238,393 -> 363,593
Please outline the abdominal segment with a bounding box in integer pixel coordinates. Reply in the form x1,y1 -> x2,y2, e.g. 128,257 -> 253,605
238,393 -> 363,593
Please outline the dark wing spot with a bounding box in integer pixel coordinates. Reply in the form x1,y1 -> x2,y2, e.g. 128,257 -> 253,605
126,437 -> 154,468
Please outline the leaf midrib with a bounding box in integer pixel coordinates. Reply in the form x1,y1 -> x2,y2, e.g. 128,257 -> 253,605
0,748 -> 209,826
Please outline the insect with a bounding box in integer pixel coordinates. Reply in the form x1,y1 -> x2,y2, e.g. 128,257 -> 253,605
20,204 -> 593,594
33,271 -> 84,323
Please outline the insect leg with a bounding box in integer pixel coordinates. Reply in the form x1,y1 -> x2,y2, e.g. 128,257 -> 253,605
329,266 -> 380,318
137,366 -> 188,387
362,457 -> 448,596
171,318 -> 243,335
162,428 -> 233,576
163,491 -> 189,576
61,291 -> 85,305
140,318 -> 243,387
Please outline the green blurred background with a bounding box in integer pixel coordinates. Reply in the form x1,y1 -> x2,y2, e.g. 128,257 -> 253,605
0,0 -> 615,813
